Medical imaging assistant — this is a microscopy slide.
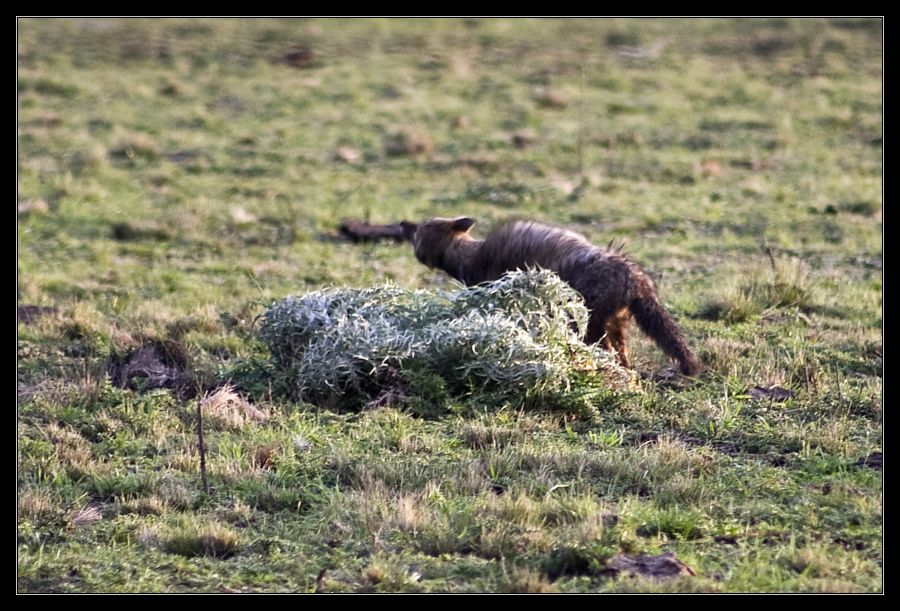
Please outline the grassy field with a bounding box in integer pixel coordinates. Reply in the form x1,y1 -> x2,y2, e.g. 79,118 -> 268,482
17,18 -> 882,593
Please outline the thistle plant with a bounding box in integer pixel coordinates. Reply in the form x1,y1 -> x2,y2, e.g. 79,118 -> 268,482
259,270 -> 628,406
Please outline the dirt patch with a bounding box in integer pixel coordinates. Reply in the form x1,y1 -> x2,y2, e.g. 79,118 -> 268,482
854,451 -> 882,470
111,221 -> 173,242
748,385 -> 795,402
333,146 -> 362,165
833,535 -> 868,551
675,433 -> 742,456
165,149 -> 207,167
766,453 -> 788,467
17,305 -> 59,324
646,366 -> 696,388
730,157 -> 779,171
107,339 -> 194,395
18,199 -> 50,217
532,86 -> 568,109
511,129 -> 538,149
339,220 -> 407,244
426,153 -> 500,174
607,552 -> 696,581
279,46 -> 317,70
384,126 -> 433,157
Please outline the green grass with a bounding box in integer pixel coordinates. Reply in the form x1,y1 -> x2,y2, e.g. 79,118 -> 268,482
18,18 -> 881,593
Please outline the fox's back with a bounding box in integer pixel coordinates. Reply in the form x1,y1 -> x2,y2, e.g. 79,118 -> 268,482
469,219 -> 609,273
470,221 -> 583,276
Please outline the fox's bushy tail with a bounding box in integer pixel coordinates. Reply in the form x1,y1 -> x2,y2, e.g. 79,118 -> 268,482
630,294 -> 701,376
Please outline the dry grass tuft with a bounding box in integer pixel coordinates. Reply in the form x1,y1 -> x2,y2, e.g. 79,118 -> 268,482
200,384 -> 269,431
163,519 -> 241,558
68,504 -> 103,528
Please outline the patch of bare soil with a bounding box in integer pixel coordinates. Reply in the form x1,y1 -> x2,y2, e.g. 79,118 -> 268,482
854,451 -> 882,470
107,339 -> 194,395
607,552 -> 696,581
17,305 -> 59,324
338,220 -> 407,244
748,385 -> 795,401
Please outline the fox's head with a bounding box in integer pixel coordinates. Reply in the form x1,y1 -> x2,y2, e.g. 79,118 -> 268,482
402,217 -> 477,270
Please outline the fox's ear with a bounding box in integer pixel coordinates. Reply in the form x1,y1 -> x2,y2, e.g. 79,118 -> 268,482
400,220 -> 419,242
452,217 -> 476,233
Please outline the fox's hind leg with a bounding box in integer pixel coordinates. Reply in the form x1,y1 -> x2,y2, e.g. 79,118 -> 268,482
585,311 -> 612,348
604,309 -> 632,369
586,308 -> 632,369
585,308 -> 625,368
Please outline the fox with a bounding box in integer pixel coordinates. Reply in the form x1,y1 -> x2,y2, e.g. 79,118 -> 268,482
400,217 -> 701,376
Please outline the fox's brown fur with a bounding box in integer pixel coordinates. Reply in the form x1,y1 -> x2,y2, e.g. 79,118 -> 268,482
401,217 -> 701,376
